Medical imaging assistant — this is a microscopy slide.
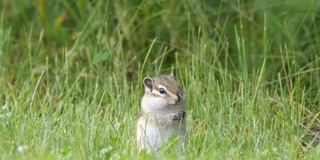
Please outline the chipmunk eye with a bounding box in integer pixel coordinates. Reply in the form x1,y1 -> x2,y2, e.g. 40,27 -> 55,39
159,87 -> 166,94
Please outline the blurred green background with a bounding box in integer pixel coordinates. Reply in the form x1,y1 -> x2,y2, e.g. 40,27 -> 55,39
1,0 -> 319,105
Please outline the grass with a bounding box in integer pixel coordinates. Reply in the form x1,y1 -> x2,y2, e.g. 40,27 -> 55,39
1,0 -> 320,159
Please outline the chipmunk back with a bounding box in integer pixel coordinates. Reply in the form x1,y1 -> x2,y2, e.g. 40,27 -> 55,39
136,74 -> 186,154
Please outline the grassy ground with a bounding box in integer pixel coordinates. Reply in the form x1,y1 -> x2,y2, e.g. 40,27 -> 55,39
1,0 -> 320,159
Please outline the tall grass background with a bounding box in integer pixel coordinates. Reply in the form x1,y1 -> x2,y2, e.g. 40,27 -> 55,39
0,0 -> 320,159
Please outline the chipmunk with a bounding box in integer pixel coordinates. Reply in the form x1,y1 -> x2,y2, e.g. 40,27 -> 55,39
136,74 -> 186,154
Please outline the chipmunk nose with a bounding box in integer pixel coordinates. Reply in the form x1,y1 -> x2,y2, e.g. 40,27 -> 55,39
176,94 -> 181,102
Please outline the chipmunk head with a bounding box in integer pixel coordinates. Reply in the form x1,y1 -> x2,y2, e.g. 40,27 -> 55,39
142,73 -> 185,108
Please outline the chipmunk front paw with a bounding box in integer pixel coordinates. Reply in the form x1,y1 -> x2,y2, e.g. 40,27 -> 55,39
173,110 -> 186,121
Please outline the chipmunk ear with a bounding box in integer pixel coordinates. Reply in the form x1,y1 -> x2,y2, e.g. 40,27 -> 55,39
143,77 -> 153,93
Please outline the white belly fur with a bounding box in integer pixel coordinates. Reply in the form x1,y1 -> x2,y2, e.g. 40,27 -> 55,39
137,115 -> 186,153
